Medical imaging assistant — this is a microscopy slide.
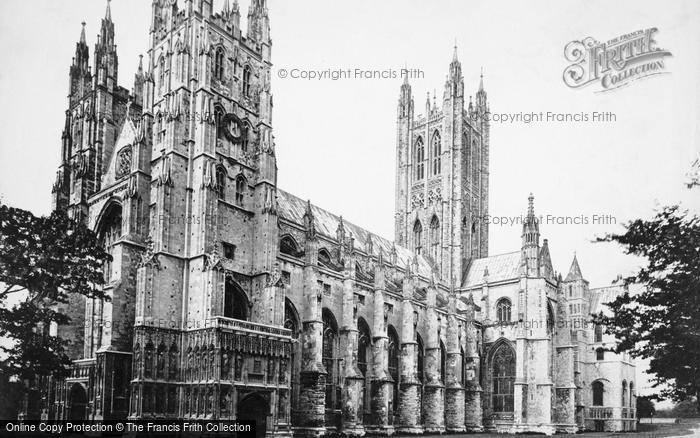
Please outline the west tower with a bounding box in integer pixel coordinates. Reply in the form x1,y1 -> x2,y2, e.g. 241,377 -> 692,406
395,49 -> 490,285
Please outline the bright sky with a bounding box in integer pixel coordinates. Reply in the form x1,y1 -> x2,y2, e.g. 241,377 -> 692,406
0,0 -> 698,403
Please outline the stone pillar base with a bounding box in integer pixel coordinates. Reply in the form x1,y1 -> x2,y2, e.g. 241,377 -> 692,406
555,423 -> 579,434
342,376 -> 365,436
296,371 -> 327,435
398,382 -> 421,433
364,425 -> 395,436
396,425 -> 424,435
341,425 -> 366,437
292,427 -> 326,438
422,384 -> 445,434
445,386 -> 465,432
466,424 -> 484,432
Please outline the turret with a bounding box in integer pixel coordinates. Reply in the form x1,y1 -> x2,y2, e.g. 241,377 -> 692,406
444,44 -> 464,99
133,55 -> 145,106
94,0 -> 118,89
521,193 -> 540,277
247,0 -> 271,46
69,22 -> 91,105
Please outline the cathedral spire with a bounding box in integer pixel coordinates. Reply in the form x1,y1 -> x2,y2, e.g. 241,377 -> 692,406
565,253 -> 584,282
453,39 -> 458,62
479,67 -> 484,91
105,0 -> 112,21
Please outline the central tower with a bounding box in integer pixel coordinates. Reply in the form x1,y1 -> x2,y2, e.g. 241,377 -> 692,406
394,49 -> 490,285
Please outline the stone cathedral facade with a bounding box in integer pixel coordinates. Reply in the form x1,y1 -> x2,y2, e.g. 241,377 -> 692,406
31,0 -> 637,435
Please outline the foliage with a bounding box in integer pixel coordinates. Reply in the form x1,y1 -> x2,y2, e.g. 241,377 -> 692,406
595,206 -> 700,410
0,203 -> 110,382
636,396 -> 656,418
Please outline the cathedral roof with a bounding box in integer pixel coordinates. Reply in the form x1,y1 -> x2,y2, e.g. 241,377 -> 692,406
461,251 -> 522,288
276,189 -> 435,278
588,285 -> 626,315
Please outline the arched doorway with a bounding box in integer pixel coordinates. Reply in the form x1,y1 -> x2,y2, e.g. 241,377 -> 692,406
69,383 -> 88,421
237,393 -> 269,438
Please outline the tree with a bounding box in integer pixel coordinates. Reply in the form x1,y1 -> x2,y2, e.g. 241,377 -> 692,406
595,206 -> 700,410
671,399 -> 699,418
636,396 -> 656,419
0,203 -> 110,382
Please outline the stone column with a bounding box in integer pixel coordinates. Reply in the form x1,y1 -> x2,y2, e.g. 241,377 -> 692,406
340,250 -> 365,436
445,290 -> 465,432
295,212 -> 326,438
463,293 -> 483,432
422,284 -> 445,433
397,267 -> 422,434
367,264 -> 394,435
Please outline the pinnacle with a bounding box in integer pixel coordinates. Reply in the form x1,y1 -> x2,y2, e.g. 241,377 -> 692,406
80,22 -> 86,44
105,0 -> 112,21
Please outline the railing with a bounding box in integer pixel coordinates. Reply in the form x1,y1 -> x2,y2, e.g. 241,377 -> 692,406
587,407 -> 614,419
69,359 -> 95,379
208,317 -> 292,338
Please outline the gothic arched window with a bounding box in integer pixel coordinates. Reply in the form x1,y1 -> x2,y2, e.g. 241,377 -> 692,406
158,57 -> 165,93
460,347 -> 466,386
98,203 -> 123,283
594,324 -> 603,342
496,298 -> 512,323
592,380 -> 604,406
235,174 -> 246,206
322,309 -> 340,410
629,382 -> 635,407
622,380 -> 628,407
216,166 -> 226,200
413,220 -> 423,255
432,131 -> 441,175
429,216 -> 440,262
414,137 -> 425,181
214,47 -> 225,81
280,235 -> 300,257
318,248 -> 332,268
472,139 -> 479,183
358,318 -> 372,418
388,326 -> 400,415
491,342 -> 515,412
243,65 -> 252,97
224,279 -> 249,321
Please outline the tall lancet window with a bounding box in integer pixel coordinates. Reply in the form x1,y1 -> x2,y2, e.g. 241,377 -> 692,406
413,220 -> 423,255
322,309 -> 340,410
432,131 -> 441,175
243,65 -> 252,97
388,326 -> 400,415
429,215 -> 440,263
99,203 -> 123,283
214,47 -> 225,81
158,57 -> 165,94
491,342 -> 515,412
414,137 -> 425,181
357,318 -> 372,420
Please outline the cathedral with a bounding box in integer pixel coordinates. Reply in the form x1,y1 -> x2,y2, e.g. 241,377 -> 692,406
31,0 -> 637,435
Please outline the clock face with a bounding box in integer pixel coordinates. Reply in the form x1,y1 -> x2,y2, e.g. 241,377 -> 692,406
220,113 -> 244,143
